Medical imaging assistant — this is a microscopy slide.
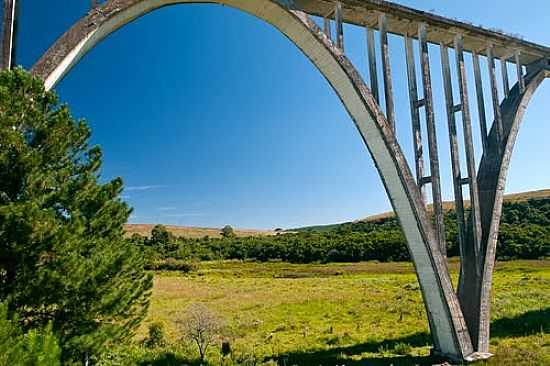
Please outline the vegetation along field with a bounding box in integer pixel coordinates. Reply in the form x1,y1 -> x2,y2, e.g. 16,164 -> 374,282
101,260 -> 550,366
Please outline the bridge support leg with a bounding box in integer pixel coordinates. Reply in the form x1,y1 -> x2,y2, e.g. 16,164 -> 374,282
1,0 -> 18,70
462,65 -> 548,353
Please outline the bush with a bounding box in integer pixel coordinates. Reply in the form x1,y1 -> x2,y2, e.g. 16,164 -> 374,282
146,258 -> 197,272
145,322 -> 166,348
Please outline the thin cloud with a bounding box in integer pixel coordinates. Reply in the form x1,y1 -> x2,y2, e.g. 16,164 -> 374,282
157,207 -> 177,211
163,213 -> 207,218
125,185 -> 166,192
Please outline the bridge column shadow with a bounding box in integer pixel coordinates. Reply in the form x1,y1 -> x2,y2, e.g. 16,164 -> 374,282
270,307 -> 550,366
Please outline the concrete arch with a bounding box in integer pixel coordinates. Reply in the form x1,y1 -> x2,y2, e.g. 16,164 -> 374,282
31,0 -> 474,360
466,65 -> 550,352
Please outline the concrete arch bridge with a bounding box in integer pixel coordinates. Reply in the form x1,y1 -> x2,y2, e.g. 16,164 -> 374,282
2,0 -> 549,362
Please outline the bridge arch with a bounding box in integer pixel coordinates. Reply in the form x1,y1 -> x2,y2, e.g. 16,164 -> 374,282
465,66 -> 550,351
31,0 -> 476,361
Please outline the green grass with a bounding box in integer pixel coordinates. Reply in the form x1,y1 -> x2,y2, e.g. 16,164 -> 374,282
135,260 -> 550,365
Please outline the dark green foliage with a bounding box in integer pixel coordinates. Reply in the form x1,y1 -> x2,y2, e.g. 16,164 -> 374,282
221,225 -> 236,238
145,258 -> 197,272
144,322 -> 166,348
0,303 -> 61,366
0,68 -> 153,362
221,341 -> 232,357
130,198 -> 550,264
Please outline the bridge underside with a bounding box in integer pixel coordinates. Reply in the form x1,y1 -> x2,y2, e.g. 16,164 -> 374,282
2,0 -> 549,362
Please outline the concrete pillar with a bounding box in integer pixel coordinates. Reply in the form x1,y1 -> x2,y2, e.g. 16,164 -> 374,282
418,23 -> 446,257
404,34 -> 425,198
473,51 -> 489,152
1,0 -> 18,70
366,27 -> 379,103
378,13 -> 395,133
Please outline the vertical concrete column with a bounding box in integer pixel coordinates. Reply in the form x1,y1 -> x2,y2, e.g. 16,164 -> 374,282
378,13 -> 395,133
440,43 -> 467,268
418,23 -> 446,257
1,0 -> 18,70
366,27 -> 379,103
454,35 -> 483,268
473,51 -> 489,152
334,1 -> 344,51
501,57 -> 510,98
323,17 -> 331,41
514,51 -> 525,93
487,45 -> 504,151
404,34 -> 425,198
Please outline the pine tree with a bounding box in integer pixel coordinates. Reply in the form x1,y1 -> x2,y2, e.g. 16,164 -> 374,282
0,303 -> 61,366
0,68 -> 153,362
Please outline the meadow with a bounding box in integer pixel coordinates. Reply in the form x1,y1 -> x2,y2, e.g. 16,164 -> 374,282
129,259 -> 550,366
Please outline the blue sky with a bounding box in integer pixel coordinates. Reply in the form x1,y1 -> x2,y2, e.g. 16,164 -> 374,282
15,0 -> 550,229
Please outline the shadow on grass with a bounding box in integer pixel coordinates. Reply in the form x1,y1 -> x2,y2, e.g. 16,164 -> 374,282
271,308 -> 550,366
491,307 -> 550,338
272,332 -> 441,366
137,353 -> 203,366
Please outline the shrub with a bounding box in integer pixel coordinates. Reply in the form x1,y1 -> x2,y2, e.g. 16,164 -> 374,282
146,258 -> 197,272
145,322 -> 166,348
393,342 -> 412,355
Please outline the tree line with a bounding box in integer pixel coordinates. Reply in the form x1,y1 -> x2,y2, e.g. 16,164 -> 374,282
131,198 -> 550,265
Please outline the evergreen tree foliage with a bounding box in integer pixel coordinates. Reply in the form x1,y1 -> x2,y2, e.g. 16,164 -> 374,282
151,224 -> 171,246
0,303 -> 61,366
0,68 -> 153,362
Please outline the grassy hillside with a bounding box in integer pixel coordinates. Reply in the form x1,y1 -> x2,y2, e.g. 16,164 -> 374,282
124,224 -> 274,239
293,189 -> 550,233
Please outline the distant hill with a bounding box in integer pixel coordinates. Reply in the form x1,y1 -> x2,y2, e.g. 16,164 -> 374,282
292,189 -> 550,232
124,224 -> 275,239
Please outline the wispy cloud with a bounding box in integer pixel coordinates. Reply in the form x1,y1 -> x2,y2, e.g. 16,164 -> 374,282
157,206 -> 177,211
125,185 -> 166,192
163,213 -> 206,218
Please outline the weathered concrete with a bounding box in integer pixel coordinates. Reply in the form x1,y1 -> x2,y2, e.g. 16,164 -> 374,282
472,51 -> 489,151
454,35 -> 483,278
294,0 -> 550,64
1,0 -> 18,70
440,42 -> 467,273
404,34 -> 424,195
30,0 -> 476,361
418,23 -> 446,257
378,13 -> 395,133
366,26 -> 378,103
469,64 -> 549,352
487,45 -> 504,150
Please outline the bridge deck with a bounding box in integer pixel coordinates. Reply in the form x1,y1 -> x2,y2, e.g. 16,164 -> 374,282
295,0 -> 550,64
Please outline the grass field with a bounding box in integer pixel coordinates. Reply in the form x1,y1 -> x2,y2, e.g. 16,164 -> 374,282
137,259 -> 550,366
